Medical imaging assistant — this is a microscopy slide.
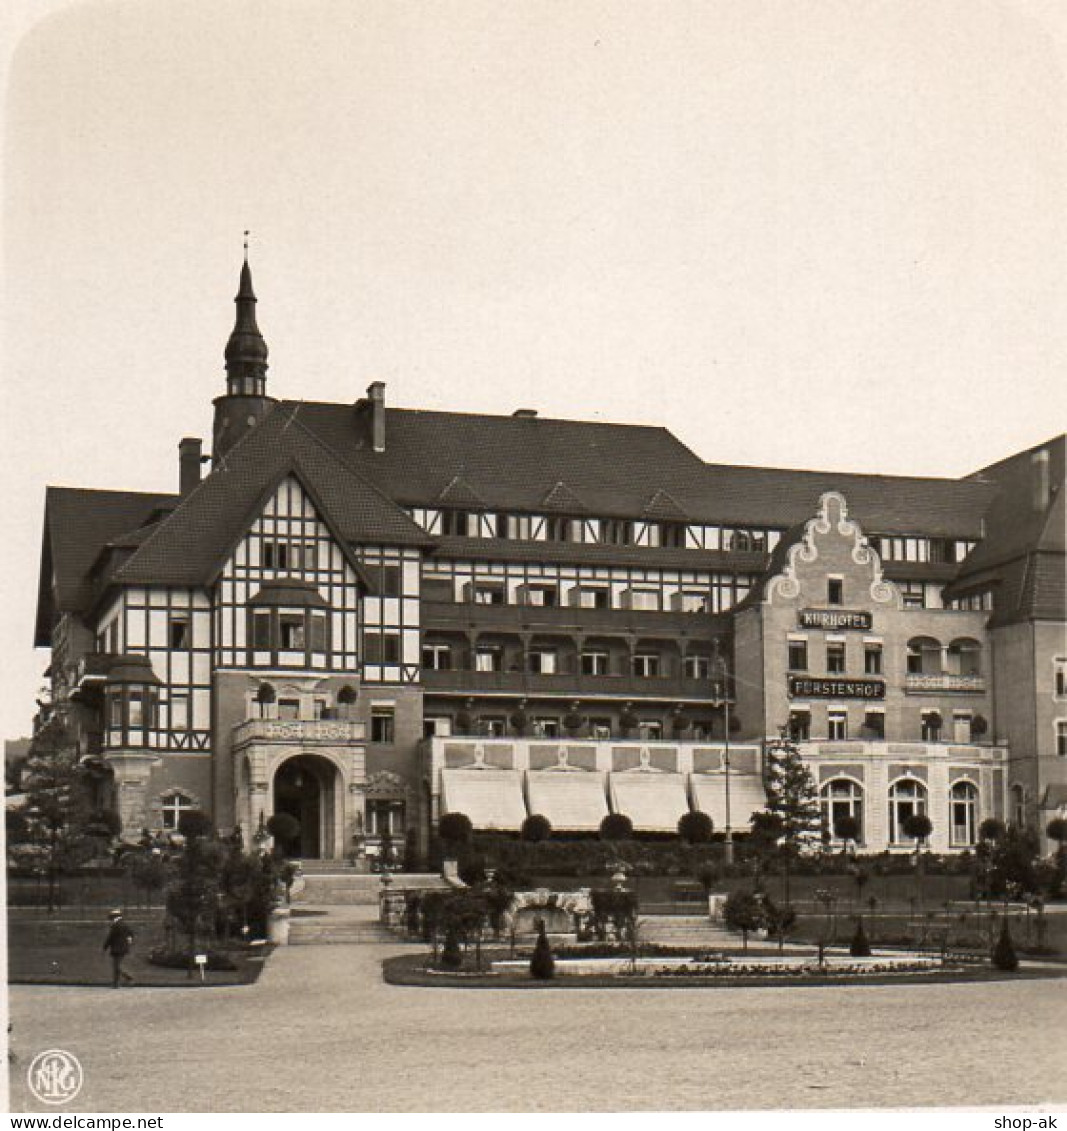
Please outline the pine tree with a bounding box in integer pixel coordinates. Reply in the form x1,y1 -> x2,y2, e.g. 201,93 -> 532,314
757,732 -> 822,904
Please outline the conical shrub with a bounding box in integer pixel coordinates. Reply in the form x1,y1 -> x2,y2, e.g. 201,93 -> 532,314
439,926 -> 463,971
992,920 -> 1018,972
849,918 -> 872,958
530,921 -> 555,981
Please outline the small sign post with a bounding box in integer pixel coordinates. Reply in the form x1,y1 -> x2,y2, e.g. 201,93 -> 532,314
194,954 -> 208,983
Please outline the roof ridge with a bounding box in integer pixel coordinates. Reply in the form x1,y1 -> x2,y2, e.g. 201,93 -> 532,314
46,485 -> 178,501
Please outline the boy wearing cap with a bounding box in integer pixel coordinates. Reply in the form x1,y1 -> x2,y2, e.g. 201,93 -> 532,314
102,910 -> 135,988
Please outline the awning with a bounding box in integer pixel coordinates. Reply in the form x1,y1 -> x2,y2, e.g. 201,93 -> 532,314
440,768 -> 527,831
609,773 -> 690,833
525,771 -> 608,832
689,773 -> 768,834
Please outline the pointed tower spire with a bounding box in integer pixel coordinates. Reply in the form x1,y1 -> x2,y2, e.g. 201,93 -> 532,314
224,236 -> 269,395
213,237 -> 276,461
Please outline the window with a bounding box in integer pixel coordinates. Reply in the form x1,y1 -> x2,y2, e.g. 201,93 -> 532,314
864,644 -> 883,675
889,778 -> 927,844
252,612 -> 272,650
827,578 -> 844,606
482,717 -> 507,737
128,691 -> 145,728
1058,721 -> 1067,758
789,710 -> 811,742
574,587 -> 610,609
684,655 -> 711,680
907,637 -> 941,676
472,583 -> 505,606
525,586 -> 558,607
601,519 -> 634,545
364,633 -> 400,664
379,566 -> 402,597
950,781 -> 978,847
371,708 -> 395,744
422,644 -> 452,671
1056,660 -> 1067,699
581,651 -> 609,676
638,720 -> 663,740
921,711 -> 942,742
423,716 -> 452,738
787,640 -> 808,672
826,642 -> 846,674
309,613 -> 328,652
661,523 -> 686,549
278,698 -> 300,720
828,709 -> 848,741
900,582 -> 926,610
169,614 -> 191,650
532,718 -> 560,738
629,589 -> 661,611
313,698 -> 328,720
632,653 -> 661,678
947,639 -> 981,677
366,799 -> 405,837
529,650 -> 558,675
475,647 -> 502,673
1012,784 -> 1026,827
676,590 -> 708,613
952,711 -> 972,744
109,695 -> 123,728
279,615 -> 305,650
861,712 -> 885,740
161,792 -> 195,831
821,779 -> 863,843
170,693 -> 190,731
440,510 -> 472,536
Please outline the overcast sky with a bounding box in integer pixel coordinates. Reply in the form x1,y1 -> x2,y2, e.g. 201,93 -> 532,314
2,0 -> 1065,740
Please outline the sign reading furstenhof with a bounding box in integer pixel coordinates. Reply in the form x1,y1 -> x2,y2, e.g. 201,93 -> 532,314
788,676 -> 886,700
798,609 -> 873,630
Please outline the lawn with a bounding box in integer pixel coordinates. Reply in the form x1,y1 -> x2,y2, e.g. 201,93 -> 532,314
7,910 -> 270,987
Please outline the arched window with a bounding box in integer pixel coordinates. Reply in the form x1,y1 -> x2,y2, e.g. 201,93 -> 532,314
821,778 -> 863,843
1011,783 -> 1027,829
161,791 -> 195,831
947,638 -> 982,677
906,637 -> 942,676
888,778 -> 927,844
949,781 -> 978,846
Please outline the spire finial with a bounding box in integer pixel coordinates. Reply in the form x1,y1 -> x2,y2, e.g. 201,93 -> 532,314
243,229 -> 250,260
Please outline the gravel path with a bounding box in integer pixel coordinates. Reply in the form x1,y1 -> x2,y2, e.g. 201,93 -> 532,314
8,941 -> 1066,1112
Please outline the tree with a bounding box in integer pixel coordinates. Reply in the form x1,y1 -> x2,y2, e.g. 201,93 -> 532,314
521,814 -> 552,843
438,811 -> 473,850
762,896 -> 796,954
903,813 -> 934,910
127,850 -> 166,909
986,825 -> 1042,897
165,835 -> 224,962
16,720 -> 98,912
756,733 -> 822,903
723,888 -> 765,952
599,813 -> 633,841
677,810 -> 714,845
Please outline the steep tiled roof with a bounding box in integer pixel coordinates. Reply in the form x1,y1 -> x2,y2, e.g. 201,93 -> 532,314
296,400 -> 994,537
114,405 -> 432,587
36,488 -> 178,644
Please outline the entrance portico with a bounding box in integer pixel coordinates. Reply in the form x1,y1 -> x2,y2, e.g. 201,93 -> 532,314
232,718 -> 366,859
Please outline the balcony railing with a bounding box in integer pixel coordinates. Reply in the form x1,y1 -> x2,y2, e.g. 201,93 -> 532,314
232,718 -> 366,745
904,673 -> 986,694
421,668 -> 723,700
421,600 -> 726,636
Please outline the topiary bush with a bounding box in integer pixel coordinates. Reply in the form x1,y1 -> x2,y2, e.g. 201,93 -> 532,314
600,813 -> 634,841
677,810 -> 714,845
529,920 -> 555,980
849,918 -> 872,957
833,815 -> 861,844
992,920 -> 1018,972
980,817 -> 1006,843
438,811 -> 474,850
178,810 -> 215,842
521,814 -> 552,843
439,926 -> 463,970
902,813 -> 933,845
265,812 -> 301,851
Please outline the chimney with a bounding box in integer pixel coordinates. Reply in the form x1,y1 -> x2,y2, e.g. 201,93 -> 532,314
512,408 -> 538,419
179,437 -> 204,495
1032,449 -> 1051,512
367,381 -> 386,453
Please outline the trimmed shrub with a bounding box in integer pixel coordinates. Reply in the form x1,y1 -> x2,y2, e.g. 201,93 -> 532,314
439,927 -> 463,970
992,920 -> 1018,972
600,813 -> 634,842
521,814 -> 552,843
979,818 -> 1006,843
1047,817 -> 1067,846
678,810 -> 714,845
902,813 -> 933,844
723,889 -> 765,951
265,813 -> 300,848
833,815 -> 861,843
970,714 -> 989,739
438,812 -> 474,849
457,849 -> 486,886
849,918 -> 872,957
529,921 -> 555,980
178,810 -> 215,842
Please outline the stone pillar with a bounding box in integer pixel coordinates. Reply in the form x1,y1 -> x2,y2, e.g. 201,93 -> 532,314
105,752 -> 161,837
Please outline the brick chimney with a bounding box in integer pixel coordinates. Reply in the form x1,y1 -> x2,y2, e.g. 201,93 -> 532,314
179,437 -> 204,495
1032,449 -> 1051,512
367,381 -> 386,453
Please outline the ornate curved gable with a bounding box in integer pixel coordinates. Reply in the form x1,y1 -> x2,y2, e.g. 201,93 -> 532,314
764,491 -> 901,610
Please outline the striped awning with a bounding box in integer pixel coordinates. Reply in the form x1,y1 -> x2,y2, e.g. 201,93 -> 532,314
689,773 -> 768,834
609,773 -> 690,833
440,768 -> 527,831
525,771 -> 609,832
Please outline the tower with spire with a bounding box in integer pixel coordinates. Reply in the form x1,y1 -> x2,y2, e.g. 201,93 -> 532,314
212,246 -> 275,461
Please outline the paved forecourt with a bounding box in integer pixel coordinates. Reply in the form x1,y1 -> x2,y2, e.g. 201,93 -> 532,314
9,940 -> 1066,1112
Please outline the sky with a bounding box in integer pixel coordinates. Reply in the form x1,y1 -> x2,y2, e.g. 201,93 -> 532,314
1,0 -> 1065,740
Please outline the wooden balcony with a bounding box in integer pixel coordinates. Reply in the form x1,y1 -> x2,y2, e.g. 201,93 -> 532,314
421,668 -> 722,701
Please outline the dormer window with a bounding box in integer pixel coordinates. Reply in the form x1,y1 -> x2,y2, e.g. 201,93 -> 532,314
247,580 -> 331,665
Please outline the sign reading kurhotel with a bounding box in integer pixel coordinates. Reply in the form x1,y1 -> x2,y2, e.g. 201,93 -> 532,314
799,609 -> 873,630
788,676 -> 886,700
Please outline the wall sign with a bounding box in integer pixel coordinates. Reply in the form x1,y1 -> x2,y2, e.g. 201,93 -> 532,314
798,609 -> 873,630
788,676 -> 886,700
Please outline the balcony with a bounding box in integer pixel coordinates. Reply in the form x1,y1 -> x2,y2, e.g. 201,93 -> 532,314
421,600 -> 725,637
421,668 -> 721,701
904,673 -> 986,695
232,718 -> 366,747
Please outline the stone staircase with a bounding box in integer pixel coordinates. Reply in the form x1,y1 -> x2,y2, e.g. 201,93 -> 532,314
291,868 -> 447,907
288,906 -> 404,946
638,914 -> 737,949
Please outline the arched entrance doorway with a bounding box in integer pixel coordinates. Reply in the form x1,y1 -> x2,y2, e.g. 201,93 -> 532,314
272,754 -> 341,859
